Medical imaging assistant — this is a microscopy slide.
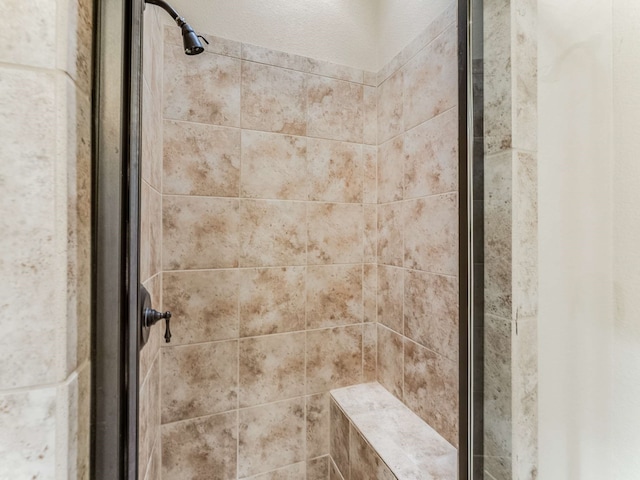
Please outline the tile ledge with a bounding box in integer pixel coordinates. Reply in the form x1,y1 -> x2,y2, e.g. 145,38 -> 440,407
330,382 -> 457,480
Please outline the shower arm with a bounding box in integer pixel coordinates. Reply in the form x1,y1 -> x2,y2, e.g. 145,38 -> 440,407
145,0 -> 182,25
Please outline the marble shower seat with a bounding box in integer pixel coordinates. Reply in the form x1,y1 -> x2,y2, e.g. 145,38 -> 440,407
329,382 -> 457,480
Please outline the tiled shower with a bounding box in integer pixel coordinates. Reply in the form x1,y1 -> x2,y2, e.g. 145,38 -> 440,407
139,2 -> 459,478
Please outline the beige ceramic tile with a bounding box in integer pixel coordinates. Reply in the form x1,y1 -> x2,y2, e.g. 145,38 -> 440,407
164,44 -> 241,126
307,393 -> 330,459
239,267 -> 306,337
403,108 -> 458,199
402,24 -> 457,131
363,86 -> 377,145
363,264 -> 377,323
242,61 -> 307,135
377,203 -> 403,267
140,182 -> 152,282
161,341 -> 238,423
307,203 -> 363,265
330,383 -> 457,478
512,316 -> 537,478
141,81 -> 163,192
484,315 -> 511,405
377,136 -> 404,203
363,323 -> 377,382
304,58 -> 364,84
241,130 -> 308,200
0,387 -> 57,478
60,0 -> 93,94
377,266 -> 403,333
363,146 -> 377,204
241,43 -> 306,71
307,265 -> 363,329
363,71 -> 377,87
143,7 -> 163,99
238,398 -> 306,478
140,275 -> 162,385
376,325 -> 404,400
65,84 -> 93,376
307,326 -> 363,394
484,152 -> 512,318
484,384 -> 512,460
512,1 -> 537,153
0,67 -> 61,389
239,200 -> 307,267
377,70 -> 403,144
163,196 -> 239,270
163,270 -> 239,345
307,76 -> 363,143
139,357 -> 160,480
329,458 -> 345,480
403,339 -> 458,447
513,151 -> 538,319
484,456 -> 511,480
143,437 -> 162,480
484,71 -> 512,155
403,194 -> 458,275
330,400 -> 350,478
239,332 -> 305,407
149,187 -> 162,278
307,138 -> 363,203
70,364 -> 92,479
0,0 -> 55,69
404,270 -> 458,361
349,425 -> 396,480
307,456 -> 329,480
163,120 -> 240,196
364,205 -> 377,263
162,411 -> 237,480
242,462 -> 306,480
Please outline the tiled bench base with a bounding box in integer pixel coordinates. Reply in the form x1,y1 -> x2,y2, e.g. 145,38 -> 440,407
329,382 -> 457,480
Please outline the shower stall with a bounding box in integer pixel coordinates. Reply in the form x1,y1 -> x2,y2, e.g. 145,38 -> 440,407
92,0 -> 537,478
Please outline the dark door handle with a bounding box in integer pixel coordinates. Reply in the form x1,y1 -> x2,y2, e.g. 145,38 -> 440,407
139,285 -> 173,348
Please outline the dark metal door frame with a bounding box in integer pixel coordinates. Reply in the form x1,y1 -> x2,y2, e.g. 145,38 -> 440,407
92,0 -> 144,478
458,0 -> 472,478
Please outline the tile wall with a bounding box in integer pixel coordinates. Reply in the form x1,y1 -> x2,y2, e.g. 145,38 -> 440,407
158,27 -> 377,480
374,4 -> 460,447
482,0 -> 538,478
139,5 -> 165,480
155,2 -> 459,478
0,0 -> 93,477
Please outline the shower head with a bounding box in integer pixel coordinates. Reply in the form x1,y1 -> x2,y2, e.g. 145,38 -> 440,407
145,0 -> 208,55
177,18 -> 206,55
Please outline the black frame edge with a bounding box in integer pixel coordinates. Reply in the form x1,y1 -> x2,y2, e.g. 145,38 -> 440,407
458,0 -> 471,478
92,0 -> 143,477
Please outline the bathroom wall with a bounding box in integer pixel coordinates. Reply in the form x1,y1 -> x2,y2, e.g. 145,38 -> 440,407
481,0 -> 538,478
612,0 -> 640,476
139,4 -> 165,480
373,4 -> 460,447
164,0 -> 379,71
0,0 -> 92,478
538,0 -> 614,479
158,29 -> 377,480
376,0 -> 455,68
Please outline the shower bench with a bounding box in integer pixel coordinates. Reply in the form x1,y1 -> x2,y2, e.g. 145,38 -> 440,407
329,382 -> 457,480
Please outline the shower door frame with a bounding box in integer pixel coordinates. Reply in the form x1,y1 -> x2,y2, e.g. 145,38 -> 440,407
459,0 -> 472,478
92,0 -> 145,478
